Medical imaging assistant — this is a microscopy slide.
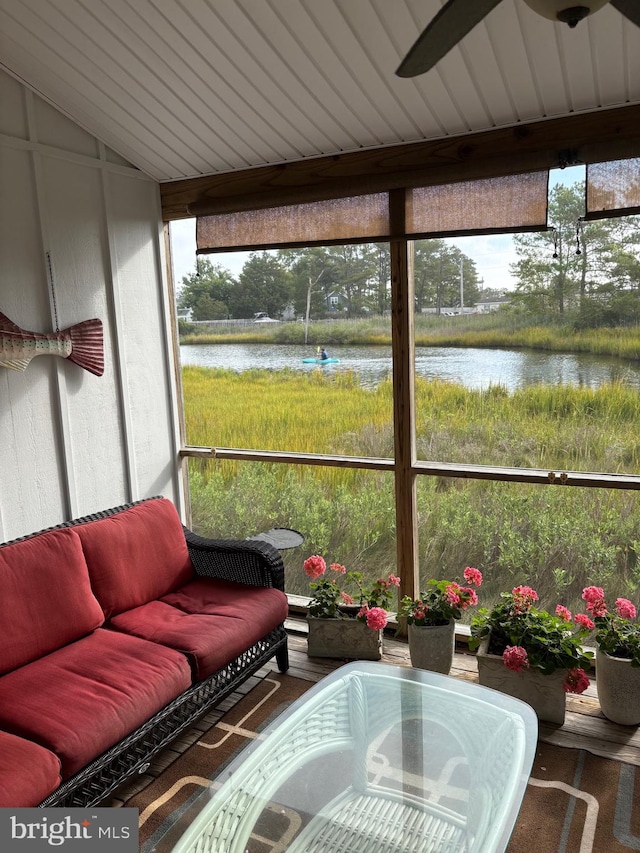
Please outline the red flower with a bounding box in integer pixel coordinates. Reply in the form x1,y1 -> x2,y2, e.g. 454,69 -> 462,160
463,566 -> 483,587
563,668 -> 590,695
445,582 -> 462,606
512,586 -> 538,613
303,555 -> 326,579
574,612 -> 595,631
582,586 -> 607,616
616,598 -> 637,620
503,645 -> 529,673
555,605 -> 572,622
457,587 -> 478,609
330,562 -> 347,574
365,607 -> 388,631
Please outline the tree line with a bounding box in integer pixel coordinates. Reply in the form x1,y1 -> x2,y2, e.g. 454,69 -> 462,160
177,180 -> 640,328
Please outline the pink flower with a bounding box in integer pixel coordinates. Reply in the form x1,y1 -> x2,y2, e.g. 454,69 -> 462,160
340,592 -> 354,605
503,645 -> 529,673
574,613 -> 595,631
303,555 -> 326,579
512,585 -> 538,613
463,566 -> 483,587
444,582 -> 462,606
616,598 -> 637,620
365,607 -> 388,631
581,586 -> 607,616
582,585 -> 605,604
555,605 -> 572,622
564,668 -> 590,695
459,587 -> 478,609
387,574 -> 401,587
413,603 -> 428,620
330,562 -> 347,574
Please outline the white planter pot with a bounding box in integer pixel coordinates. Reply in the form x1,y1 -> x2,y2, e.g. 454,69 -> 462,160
408,620 -> 455,674
596,647 -> 640,726
307,617 -> 382,660
476,636 -> 567,724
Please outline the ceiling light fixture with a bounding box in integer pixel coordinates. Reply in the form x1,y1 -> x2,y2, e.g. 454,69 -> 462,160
522,0 -> 609,27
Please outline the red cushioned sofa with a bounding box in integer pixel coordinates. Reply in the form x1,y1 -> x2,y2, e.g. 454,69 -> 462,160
0,496 -> 289,808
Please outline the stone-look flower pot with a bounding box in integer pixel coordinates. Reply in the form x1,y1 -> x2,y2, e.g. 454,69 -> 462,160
476,636 -> 567,724
307,617 -> 382,660
408,620 -> 455,674
596,647 -> 640,726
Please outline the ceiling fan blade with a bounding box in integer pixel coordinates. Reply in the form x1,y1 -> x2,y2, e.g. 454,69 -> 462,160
610,0 -> 640,27
396,0 -> 504,78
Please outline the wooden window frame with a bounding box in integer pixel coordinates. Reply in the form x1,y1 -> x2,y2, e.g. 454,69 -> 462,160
168,105 -> 640,604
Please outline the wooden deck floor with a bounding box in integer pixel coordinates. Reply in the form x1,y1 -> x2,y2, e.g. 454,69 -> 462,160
279,624 -> 640,767
111,621 -> 640,807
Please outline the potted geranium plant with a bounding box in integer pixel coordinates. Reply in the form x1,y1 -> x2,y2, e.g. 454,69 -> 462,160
398,566 -> 483,674
303,555 -> 400,660
582,585 -> 640,725
469,585 -> 594,724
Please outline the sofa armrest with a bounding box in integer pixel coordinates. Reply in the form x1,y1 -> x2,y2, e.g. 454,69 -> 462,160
183,527 -> 285,592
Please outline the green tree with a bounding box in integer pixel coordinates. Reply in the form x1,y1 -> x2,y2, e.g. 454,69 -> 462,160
177,259 -> 235,320
322,244 -> 379,317
413,240 -> 480,312
365,243 -> 391,315
280,247 -> 340,318
230,252 -> 292,318
511,181 -> 640,324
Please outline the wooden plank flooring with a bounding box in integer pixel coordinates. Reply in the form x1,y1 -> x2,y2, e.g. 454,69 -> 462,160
111,622 -> 640,807
277,624 -> 640,768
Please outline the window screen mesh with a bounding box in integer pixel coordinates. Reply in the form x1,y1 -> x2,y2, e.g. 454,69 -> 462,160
407,172 -> 549,235
196,172 -> 550,252
585,159 -> 640,220
197,193 -> 389,251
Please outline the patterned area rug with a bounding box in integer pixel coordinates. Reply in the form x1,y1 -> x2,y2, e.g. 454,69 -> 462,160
124,673 -> 640,852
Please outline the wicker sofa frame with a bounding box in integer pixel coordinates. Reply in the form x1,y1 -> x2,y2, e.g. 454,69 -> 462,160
1,498 -> 289,809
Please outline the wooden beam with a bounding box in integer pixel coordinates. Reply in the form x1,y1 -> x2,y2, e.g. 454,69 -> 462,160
161,104 -> 640,220
389,190 -> 419,610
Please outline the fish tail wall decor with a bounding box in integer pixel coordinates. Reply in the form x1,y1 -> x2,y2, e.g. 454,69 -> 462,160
0,312 -> 104,376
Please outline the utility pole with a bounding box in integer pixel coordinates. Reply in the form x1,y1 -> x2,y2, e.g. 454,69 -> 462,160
459,258 -> 464,314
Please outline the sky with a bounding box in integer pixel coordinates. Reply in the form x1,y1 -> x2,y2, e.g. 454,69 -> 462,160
169,167 -> 584,295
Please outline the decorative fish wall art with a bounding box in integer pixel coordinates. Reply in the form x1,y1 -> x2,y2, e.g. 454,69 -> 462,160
0,311 -> 104,376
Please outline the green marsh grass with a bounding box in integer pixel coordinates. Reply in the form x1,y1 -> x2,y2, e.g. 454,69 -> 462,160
183,364 -> 640,614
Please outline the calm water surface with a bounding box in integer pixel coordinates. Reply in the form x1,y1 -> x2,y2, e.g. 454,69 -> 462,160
180,343 -> 640,392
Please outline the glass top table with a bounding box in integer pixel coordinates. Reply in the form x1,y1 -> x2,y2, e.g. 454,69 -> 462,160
168,661 -> 537,853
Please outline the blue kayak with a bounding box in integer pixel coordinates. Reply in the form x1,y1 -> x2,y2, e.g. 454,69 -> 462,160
302,357 -> 340,364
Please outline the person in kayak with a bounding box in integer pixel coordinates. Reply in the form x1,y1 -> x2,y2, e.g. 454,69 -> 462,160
319,347 -> 329,360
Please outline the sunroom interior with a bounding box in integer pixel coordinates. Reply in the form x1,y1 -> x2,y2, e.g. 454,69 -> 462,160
2,0 -> 640,818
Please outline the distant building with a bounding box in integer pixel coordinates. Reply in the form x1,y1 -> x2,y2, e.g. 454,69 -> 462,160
325,291 -> 346,311
475,297 -> 510,313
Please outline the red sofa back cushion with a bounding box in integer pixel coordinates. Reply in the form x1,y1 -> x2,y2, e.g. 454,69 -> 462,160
0,527 -> 104,675
76,498 -> 195,618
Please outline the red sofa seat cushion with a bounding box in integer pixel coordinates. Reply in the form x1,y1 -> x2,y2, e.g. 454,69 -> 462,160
0,527 -> 104,675
0,629 -> 192,778
0,731 -> 62,807
108,578 -> 289,680
76,498 -> 195,618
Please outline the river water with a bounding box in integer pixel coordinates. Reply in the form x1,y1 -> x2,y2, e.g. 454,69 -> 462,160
179,343 -> 640,392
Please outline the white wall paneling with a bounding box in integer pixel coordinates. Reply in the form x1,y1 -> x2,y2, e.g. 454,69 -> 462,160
0,67 -> 180,539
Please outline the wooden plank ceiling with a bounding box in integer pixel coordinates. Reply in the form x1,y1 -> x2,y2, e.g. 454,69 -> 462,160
1,0 -> 639,192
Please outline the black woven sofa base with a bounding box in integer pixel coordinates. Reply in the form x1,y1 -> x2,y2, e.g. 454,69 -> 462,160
40,625 -> 288,808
